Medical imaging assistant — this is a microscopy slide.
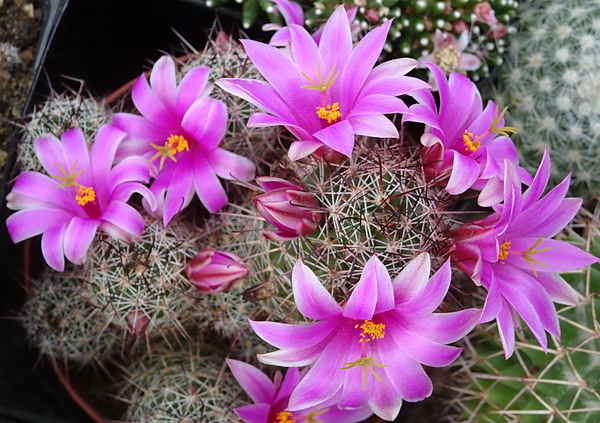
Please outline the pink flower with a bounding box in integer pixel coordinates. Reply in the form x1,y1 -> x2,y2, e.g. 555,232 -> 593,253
473,1 -> 498,25
112,55 -> 256,227
419,29 -> 482,78
186,250 -> 248,293
405,64 -> 531,206
253,176 -> 321,241
217,6 -> 428,161
226,359 -> 373,423
449,151 -> 599,357
249,254 -> 480,420
5,126 -> 156,271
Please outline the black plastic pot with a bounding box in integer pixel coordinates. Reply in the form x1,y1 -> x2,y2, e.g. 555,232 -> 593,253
0,0 -> 266,421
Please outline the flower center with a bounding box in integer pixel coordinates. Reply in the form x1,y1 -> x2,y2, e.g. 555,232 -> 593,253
149,134 -> 190,170
316,103 -> 341,124
435,45 -> 460,74
273,411 -> 295,423
498,238 -> 511,264
357,320 -> 386,342
300,63 -> 343,125
75,185 -> 96,206
461,107 -> 519,153
497,236 -> 551,276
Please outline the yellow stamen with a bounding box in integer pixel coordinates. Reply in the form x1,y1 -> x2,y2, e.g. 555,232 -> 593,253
490,106 -> 519,136
523,236 -> 552,277
498,239 -> 511,264
435,45 -> 460,74
300,62 -> 339,92
356,320 -> 386,343
316,103 -> 342,124
340,356 -> 388,390
52,161 -> 83,188
273,411 -> 295,423
75,185 -> 96,206
149,134 -> 190,170
463,130 -> 481,152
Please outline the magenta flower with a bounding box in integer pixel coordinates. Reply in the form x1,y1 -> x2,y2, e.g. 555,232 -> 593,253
5,126 -> 156,272
449,151 -> 599,357
217,5 -> 428,161
419,30 -> 481,78
253,176 -> 321,241
226,359 -> 373,423
405,64 -> 531,206
186,249 -> 248,293
249,254 -> 479,420
263,0 -> 358,46
112,55 -> 256,227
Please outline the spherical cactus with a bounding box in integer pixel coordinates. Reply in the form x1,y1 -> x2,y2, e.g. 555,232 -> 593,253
81,214 -> 203,340
491,0 -> 600,198
117,334 -> 245,423
209,136 -> 452,321
21,269 -> 122,365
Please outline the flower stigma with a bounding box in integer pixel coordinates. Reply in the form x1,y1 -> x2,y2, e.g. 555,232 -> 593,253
498,238 -> 511,264
149,134 -> 190,170
316,103 -> 341,124
300,62 -> 339,93
52,161 -> 83,188
523,236 -> 551,277
490,106 -> 519,136
75,185 -> 96,206
273,411 -> 296,423
340,356 -> 388,390
435,45 -> 460,74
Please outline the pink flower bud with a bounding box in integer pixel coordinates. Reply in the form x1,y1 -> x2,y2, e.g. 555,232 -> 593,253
473,1 -> 498,25
452,20 -> 470,35
364,8 -> 380,24
186,250 -> 248,293
126,310 -> 150,336
490,23 -> 507,39
253,176 -> 321,241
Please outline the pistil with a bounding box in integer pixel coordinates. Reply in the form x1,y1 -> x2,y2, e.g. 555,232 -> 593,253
150,134 -> 190,170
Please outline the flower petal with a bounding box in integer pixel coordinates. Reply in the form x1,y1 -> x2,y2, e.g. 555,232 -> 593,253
226,359 -> 275,405
392,252 -> 431,303
149,56 -> 177,112
40,223 -> 68,272
292,259 -> 342,319
207,148 -> 255,181
99,200 -> 144,241
398,259 -> 452,316
131,71 -> 177,127
192,154 -> 228,214
63,217 -> 100,264
248,318 -> 340,350
313,120 -> 355,157
181,98 -> 226,150
6,208 -> 73,243
176,65 -> 210,118
344,255 -> 394,319
446,152 -> 480,195
90,125 -> 126,187
402,308 -> 480,344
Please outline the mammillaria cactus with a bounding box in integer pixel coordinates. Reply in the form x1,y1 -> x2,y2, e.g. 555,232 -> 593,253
21,269 -> 121,365
492,0 -> 600,198
6,5 -> 599,423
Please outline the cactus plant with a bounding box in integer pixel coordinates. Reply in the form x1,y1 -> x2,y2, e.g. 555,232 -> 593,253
490,0 -> 600,198
21,269 -> 122,366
